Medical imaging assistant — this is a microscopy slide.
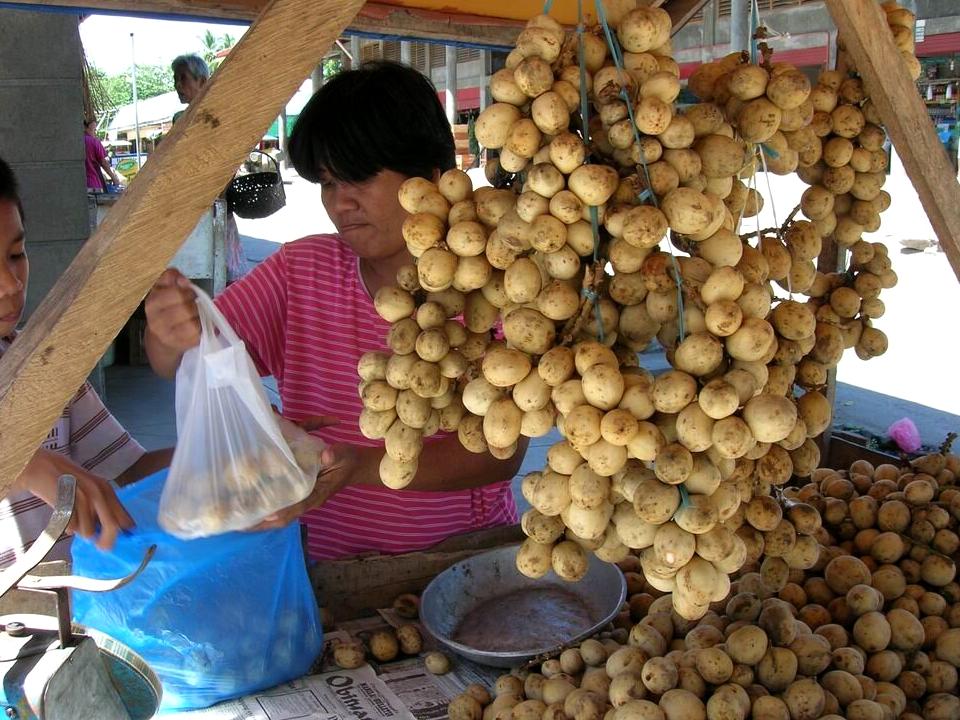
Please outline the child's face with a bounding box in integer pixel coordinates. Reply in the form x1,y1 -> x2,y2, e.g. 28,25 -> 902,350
0,199 -> 28,338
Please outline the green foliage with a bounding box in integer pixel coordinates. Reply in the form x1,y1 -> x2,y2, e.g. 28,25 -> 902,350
88,29 -> 238,123
200,30 -> 237,71
322,56 -> 342,79
92,63 -> 175,110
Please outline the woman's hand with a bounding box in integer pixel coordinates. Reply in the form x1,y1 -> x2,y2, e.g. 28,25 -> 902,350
251,415 -> 365,530
18,450 -> 134,551
144,269 -> 201,377
145,268 -> 200,351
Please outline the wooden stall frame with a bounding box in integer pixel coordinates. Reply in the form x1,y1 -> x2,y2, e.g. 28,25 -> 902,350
814,43 -> 850,459
3,0 -> 713,46
826,0 -> 960,283
313,525 -> 524,621
2,0 -> 960,492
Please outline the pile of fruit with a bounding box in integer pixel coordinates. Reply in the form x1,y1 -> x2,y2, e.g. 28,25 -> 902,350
357,1 -> 920,622
446,451 -> 960,720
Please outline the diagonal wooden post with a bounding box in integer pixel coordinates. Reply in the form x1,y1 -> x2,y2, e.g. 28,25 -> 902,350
663,0 -> 714,36
0,0 -> 365,491
825,0 -> 960,283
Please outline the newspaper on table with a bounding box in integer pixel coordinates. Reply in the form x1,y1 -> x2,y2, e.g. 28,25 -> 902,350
339,610 -> 504,720
166,609 -> 508,720
376,656 -> 502,720
164,664 -> 415,720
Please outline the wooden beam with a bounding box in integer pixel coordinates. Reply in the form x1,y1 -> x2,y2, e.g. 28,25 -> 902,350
10,0 -> 262,21
62,0 -> 606,26
817,241 -> 845,459
8,0 -> 524,46
350,5 -> 520,47
7,0 -> 708,48
825,0 -> 960,283
0,0 -> 366,491
664,0 -> 712,36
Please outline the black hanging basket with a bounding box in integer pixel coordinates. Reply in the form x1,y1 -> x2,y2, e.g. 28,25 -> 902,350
226,150 -> 287,219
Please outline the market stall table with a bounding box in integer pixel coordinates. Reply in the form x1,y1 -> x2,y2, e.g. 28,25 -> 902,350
2,2 -> 960,720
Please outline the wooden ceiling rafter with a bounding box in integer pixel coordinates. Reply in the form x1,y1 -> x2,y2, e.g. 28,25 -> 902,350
664,0 -> 713,35
7,0 -> 718,47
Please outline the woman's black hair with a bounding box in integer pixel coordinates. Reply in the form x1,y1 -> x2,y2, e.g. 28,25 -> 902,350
289,61 -> 456,184
0,156 -> 24,222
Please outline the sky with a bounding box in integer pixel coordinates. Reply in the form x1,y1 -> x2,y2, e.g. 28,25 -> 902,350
79,14 -> 249,75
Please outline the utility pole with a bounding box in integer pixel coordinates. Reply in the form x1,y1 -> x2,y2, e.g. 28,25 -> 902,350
350,36 -> 361,69
130,33 -> 142,168
277,108 -> 288,170
310,63 -> 324,95
730,0 -> 751,54
445,45 -> 457,124
702,1 -> 718,63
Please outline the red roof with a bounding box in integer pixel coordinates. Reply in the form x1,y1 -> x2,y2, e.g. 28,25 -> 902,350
436,86 -> 482,110
916,31 -> 960,57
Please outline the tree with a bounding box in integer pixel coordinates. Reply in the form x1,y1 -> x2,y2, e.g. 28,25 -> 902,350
200,30 -> 237,71
322,56 -> 342,78
200,29 -> 218,65
92,63 -> 175,110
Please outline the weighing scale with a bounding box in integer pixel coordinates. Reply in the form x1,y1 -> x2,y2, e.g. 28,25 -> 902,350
0,475 -> 162,719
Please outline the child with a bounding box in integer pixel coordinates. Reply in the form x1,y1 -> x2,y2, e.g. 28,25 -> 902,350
0,156 -> 170,566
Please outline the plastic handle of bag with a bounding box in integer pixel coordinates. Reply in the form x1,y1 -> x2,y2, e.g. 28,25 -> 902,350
248,149 -> 283,179
189,283 -> 244,347
186,282 -> 305,469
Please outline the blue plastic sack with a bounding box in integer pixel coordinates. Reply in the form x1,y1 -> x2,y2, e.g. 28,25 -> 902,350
72,469 -> 323,712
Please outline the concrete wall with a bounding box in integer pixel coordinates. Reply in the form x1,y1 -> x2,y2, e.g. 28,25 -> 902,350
0,9 -> 88,321
919,0 -> 960,33
919,1 -> 960,35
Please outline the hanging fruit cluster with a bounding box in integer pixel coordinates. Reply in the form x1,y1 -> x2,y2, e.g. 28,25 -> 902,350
358,1 -> 921,620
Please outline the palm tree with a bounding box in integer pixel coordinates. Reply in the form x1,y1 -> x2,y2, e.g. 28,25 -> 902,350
199,30 -> 237,71
200,29 -> 219,66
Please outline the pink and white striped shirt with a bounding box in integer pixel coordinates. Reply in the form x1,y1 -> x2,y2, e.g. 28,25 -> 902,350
0,335 -> 145,568
214,234 -> 517,560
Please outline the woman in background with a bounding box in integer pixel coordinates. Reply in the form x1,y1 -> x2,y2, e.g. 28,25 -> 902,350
84,117 -> 120,193
170,53 -> 247,282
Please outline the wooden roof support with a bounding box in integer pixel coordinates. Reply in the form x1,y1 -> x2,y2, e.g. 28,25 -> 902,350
825,0 -> 960,283
662,0 -> 713,36
0,0 -> 366,491
349,5 -> 520,47
11,0 -> 710,46
8,0 -> 525,47
7,0 -> 261,22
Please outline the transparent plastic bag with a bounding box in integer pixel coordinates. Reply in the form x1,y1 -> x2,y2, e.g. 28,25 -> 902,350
159,285 -> 319,538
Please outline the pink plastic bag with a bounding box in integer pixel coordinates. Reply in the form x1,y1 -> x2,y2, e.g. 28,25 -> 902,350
887,418 -> 921,454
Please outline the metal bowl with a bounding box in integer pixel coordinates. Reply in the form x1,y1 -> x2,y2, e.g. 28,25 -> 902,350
420,544 -> 626,667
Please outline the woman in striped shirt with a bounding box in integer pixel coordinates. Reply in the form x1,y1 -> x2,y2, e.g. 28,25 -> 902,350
144,62 -> 523,560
